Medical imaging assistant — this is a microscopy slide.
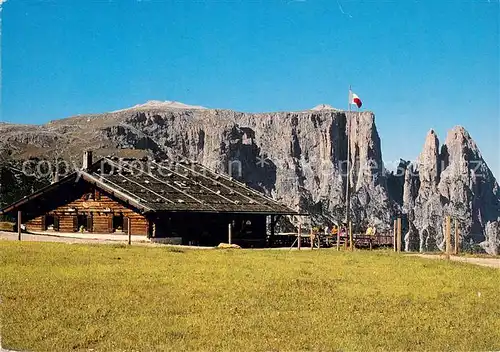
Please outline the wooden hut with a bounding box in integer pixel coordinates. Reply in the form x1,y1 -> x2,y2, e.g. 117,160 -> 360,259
0,151 -> 299,247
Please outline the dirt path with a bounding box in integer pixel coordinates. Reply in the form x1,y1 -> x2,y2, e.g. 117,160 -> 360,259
412,254 -> 500,269
0,231 -> 214,249
0,231 -> 136,245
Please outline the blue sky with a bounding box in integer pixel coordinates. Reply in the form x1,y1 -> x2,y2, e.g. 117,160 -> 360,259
1,0 -> 499,177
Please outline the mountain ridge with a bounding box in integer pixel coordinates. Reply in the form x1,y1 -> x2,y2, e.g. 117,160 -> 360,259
1,102 -> 498,253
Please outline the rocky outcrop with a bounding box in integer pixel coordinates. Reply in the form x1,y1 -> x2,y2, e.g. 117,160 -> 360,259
403,127 -> 500,254
403,162 -> 420,251
345,113 -> 390,228
412,130 -> 446,251
484,221 -> 500,255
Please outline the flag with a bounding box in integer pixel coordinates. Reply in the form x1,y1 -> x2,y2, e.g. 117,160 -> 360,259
349,90 -> 362,108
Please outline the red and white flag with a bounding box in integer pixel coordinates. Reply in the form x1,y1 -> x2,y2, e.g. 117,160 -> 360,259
349,90 -> 362,108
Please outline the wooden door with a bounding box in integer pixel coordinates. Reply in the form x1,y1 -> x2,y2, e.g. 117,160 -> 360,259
72,215 -> 78,232
123,216 -> 129,234
87,214 -> 93,233
107,214 -> 113,233
41,215 -> 46,230
54,216 -> 59,231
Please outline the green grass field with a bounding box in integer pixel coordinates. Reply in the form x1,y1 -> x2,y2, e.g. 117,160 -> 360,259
1,242 -> 499,351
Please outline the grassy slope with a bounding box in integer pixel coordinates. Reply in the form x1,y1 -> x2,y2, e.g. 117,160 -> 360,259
1,242 -> 499,352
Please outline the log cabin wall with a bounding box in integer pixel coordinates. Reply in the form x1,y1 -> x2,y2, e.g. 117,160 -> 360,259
24,182 -> 149,236
92,214 -> 112,233
26,216 -> 45,232
58,215 -> 77,233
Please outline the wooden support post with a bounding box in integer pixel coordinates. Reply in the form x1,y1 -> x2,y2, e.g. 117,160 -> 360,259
228,223 -> 232,245
336,227 -> 340,251
397,217 -> 402,253
454,219 -> 459,255
298,223 -> 301,250
445,216 -> 451,259
349,221 -> 353,251
270,215 -> 275,247
310,229 -> 314,250
17,210 -> 22,241
344,226 -> 347,249
127,217 -> 131,245
393,219 -> 397,252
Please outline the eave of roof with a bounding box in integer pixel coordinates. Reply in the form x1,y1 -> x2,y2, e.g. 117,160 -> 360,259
0,172 -> 79,215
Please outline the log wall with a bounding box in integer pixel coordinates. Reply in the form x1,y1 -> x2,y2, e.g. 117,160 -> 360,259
92,214 -> 112,233
24,183 -> 149,236
59,215 -> 77,233
26,216 -> 45,232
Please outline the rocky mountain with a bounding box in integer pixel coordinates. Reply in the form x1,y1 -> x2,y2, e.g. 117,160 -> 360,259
0,102 -> 391,228
1,101 -> 498,253
403,127 -> 500,254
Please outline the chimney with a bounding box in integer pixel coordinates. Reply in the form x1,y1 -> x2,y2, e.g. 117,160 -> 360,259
51,171 -> 59,184
82,150 -> 93,171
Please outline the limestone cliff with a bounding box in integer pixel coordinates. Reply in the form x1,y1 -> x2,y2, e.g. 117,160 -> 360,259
403,127 -> 500,254
103,108 -> 392,228
0,105 -> 391,230
1,102 -> 499,254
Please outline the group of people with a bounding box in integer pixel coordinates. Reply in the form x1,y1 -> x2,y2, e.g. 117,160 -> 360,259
312,224 -> 345,237
312,224 -> 377,238
308,223 -> 377,249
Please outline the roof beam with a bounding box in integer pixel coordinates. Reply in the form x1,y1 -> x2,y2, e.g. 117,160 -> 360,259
151,161 -> 240,205
87,172 -> 150,204
105,159 -> 217,211
172,162 -> 271,208
80,172 -> 153,212
113,172 -> 175,204
195,162 -> 287,207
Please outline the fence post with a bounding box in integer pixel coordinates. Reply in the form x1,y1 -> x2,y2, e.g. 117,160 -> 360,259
127,217 -> 132,245
269,215 -> 275,247
18,210 -> 22,241
336,226 -> 340,251
297,223 -> 301,250
310,229 -> 314,250
393,219 -> 397,252
454,219 -> 459,255
397,217 -> 402,252
445,216 -> 451,259
349,221 -> 353,251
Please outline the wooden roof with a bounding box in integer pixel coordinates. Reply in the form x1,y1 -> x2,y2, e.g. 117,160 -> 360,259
1,157 -> 299,215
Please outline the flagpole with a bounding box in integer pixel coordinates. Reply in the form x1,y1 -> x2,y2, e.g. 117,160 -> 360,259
345,86 -> 351,229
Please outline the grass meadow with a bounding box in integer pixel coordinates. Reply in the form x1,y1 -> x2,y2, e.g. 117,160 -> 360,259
1,241 -> 499,351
